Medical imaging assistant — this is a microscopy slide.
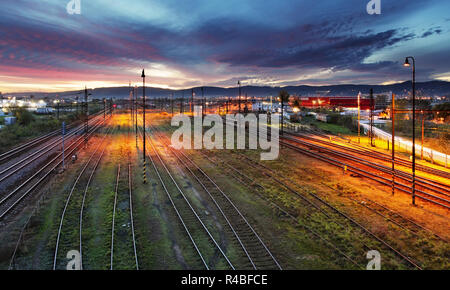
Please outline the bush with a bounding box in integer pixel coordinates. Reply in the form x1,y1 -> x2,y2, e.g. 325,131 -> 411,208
13,108 -> 34,125
0,115 -> 62,154
328,113 -> 357,132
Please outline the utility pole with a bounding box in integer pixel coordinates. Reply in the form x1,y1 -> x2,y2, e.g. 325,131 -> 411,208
226,97 -> 229,114
103,98 -> 106,119
244,93 -> 248,113
130,82 -> 133,125
171,93 -> 174,116
191,89 -> 194,115
56,99 -> 60,120
141,69 -> 147,184
84,87 -> 89,145
181,90 -> 184,114
369,88 -> 374,147
421,111 -> 424,160
392,92 -> 395,196
238,81 -> 241,114
62,121 -> 66,171
201,87 -> 205,117
135,86 -> 138,147
357,92 -> 361,143
76,96 -> 79,117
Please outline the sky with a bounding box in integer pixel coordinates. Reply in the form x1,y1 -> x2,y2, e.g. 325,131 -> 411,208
0,0 -> 449,93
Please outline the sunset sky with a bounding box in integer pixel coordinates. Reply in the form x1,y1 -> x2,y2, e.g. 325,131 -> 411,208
1,0 -> 449,93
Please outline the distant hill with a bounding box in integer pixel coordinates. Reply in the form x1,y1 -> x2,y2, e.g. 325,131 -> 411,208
4,80 -> 450,100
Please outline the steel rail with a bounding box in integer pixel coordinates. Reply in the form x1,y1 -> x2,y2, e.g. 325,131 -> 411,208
52,123 -> 112,269
281,140 -> 450,209
139,126 -> 235,270
148,126 -> 258,270
234,148 -> 423,270
136,128 -> 209,270
196,149 -> 362,268
281,137 -> 450,207
224,118 -> 423,269
283,135 -> 450,195
79,133 -> 109,270
110,164 -> 120,270
289,131 -> 450,179
0,110 -> 105,163
0,120 -> 105,206
0,117 -> 104,184
128,162 -> 139,270
0,120 -> 107,220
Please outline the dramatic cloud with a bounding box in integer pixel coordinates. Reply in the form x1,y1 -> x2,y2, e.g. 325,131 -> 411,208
0,0 -> 449,92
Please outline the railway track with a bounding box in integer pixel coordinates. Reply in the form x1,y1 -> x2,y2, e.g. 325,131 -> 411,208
233,150 -> 423,269
195,149 -> 362,268
149,125 -> 282,270
282,136 -> 450,197
0,117 -> 108,221
53,125 -> 112,270
0,114 -> 105,186
0,111 -> 105,164
214,118 -> 424,269
287,131 -> 450,181
110,162 -> 139,270
291,130 -> 450,179
280,136 -> 450,209
138,126 -> 234,270
342,193 -> 448,242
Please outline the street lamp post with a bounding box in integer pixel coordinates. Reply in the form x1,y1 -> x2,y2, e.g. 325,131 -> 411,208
404,56 -> 416,205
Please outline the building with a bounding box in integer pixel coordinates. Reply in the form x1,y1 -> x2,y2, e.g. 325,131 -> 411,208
299,97 -> 372,110
4,117 -> 17,125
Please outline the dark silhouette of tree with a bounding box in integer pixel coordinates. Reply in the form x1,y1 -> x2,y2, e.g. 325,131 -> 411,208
278,90 -> 290,135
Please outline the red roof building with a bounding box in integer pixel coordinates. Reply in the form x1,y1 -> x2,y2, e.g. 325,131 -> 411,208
299,97 -> 372,110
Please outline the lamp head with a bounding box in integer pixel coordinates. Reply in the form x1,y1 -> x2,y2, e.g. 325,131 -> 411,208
141,69 -> 145,78
403,58 -> 410,67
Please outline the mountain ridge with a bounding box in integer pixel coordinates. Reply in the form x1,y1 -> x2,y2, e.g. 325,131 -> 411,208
3,80 -> 450,99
